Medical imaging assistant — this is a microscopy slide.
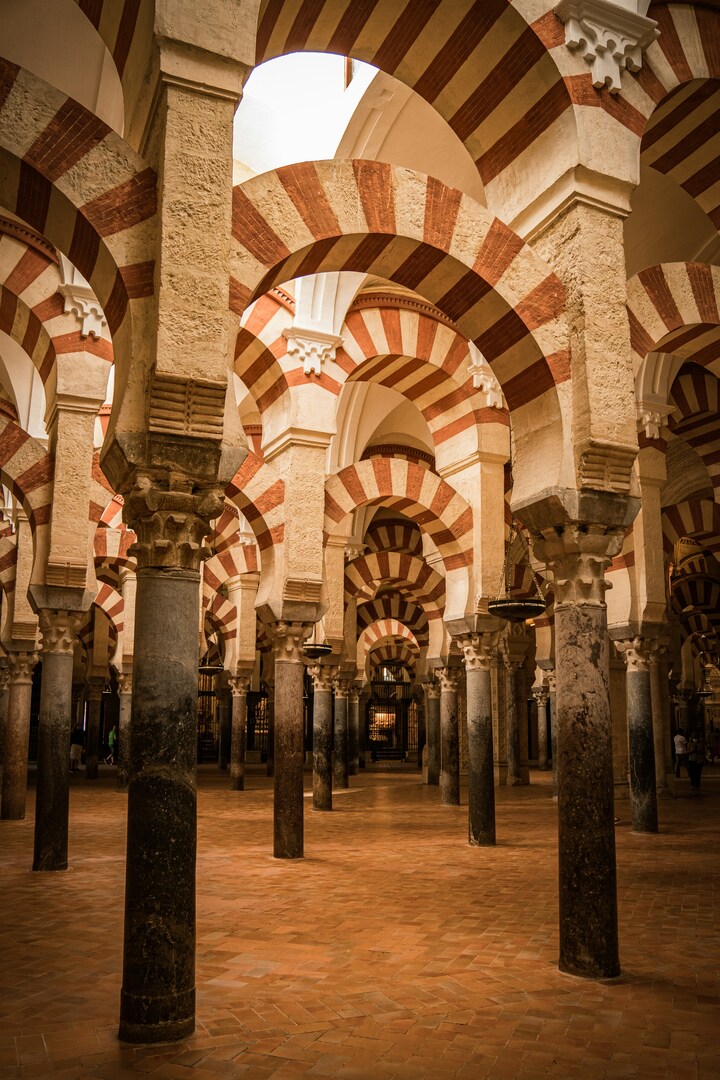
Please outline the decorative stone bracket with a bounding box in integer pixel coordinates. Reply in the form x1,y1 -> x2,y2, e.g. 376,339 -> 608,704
555,0 -> 659,94
467,345 -> 503,409
57,283 -> 107,339
636,401 -> 675,441
282,326 -> 343,377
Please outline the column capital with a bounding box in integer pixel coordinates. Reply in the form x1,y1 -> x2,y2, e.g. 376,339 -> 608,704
457,632 -> 499,671
613,634 -> 660,674
117,671 -> 133,696
437,667 -> 461,693
309,665 -> 337,693
555,0 -> 659,95
533,686 -> 549,706
0,662 -> 10,691
425,680 -> 440,701
332,676 -> 352,698
124,476 -> 225,571
86,677 -> 106,700
269,621 -> 312,663
7,651 -> 39,683
545,669 -> 557,695
531,523 -> 625,606
228,675 -> 251,697
38,609 -> 83,656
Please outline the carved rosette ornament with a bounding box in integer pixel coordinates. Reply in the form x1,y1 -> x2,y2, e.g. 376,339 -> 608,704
437,667 -> 460,693
269,621 -> 312,663
123,477 -> 225,571
613,635 -> 658,673
7,651 -> 39,684
531,524 -> 625,606
38,610 -> 83,656
459,632 -> 499,671
228,675 -> 251,698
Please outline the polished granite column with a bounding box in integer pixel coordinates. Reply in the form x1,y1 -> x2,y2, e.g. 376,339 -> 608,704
614,635 -> 659,834
229,676 -> 250,791
348,687 -> 360,776
119,480 -> 223,1043
116,671 -> 132,789
332,678 -> 350,790
1,651 -> 38,820
271,622 -> 311,858
460,633 -> 499,845
311,665 -> 335,811
438,666 -> 460,806
533,686 -> 550,771
426,679 -> 440,786
33,610 -> 82,871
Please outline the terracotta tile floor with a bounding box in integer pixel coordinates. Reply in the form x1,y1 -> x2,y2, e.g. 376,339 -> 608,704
1,766 -> 719,1079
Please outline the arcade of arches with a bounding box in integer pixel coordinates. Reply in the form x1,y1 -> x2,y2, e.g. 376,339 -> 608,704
0,0 -> 719,1053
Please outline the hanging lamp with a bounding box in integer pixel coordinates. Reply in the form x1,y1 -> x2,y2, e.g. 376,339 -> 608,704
302,617 -> 332,660
487,520 -> 546,623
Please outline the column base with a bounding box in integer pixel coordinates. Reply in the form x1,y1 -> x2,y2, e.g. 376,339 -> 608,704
119,988 -> 195,1044
559,958 -> 621,980
32,857 -> 68,872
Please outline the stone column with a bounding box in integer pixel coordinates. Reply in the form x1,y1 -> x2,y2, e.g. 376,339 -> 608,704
533,524 -> 623,978
504,658 -> 522,785
614,635 -> 659,833
271,622 -> 310,858
649,650 -> 669,794
416,689 -> 426,769
460,633 -> 499,845
1,651 -> 38,820
119,480 -> 224,1044
311,666 -> 334,810
265,675 -> 275,777
533,687 -> 550,771
348,688 -> 360,776
228,676 -> 250,791
0,661 -> 9,792
333,678 -> 350,790
32,611 -> 82,871
438,667 -> 460,806
84,678 -> 104,780
426,680 -> 440,785
116,672 -> 132,789
216,683 -> 231,770
546,669 -> 558,797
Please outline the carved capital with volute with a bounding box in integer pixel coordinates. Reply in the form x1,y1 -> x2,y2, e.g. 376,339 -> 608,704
613,634 -> 659,674
228,675 -> 251,697
532,686 -> 549,708
425,679 -> 440,701
458,632 -> 499,672
309,665 -> 337,694
7,651 -> 39,684
531,523 -> 625,606
269,621 -> 312,663
437,666 -> 461,693
117,671 -> 133,696
123,475 -> 225,572
38,610 -> 83,657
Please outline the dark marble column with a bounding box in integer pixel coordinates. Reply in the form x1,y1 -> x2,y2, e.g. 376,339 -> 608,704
460,633 -> 498,845
1,651 -> 38,820
33,611 -> 82,871
614,635 -> 659,833
533,524 -> 622,979
217,684 -> 231,770
311,666 -> 334,810
119,480 -> 224,1044
358,690 -> 367,769
84,678 -> 104,780
266,677 -> 275,777
348,688 -> 360,776
426,680 -> 440,785
649,649 -> 669,794
438,666 -> 460,806
332,678 -> 350,790
546,669 -> 558,797
0,661 -> 9,793
271,623 -> 310,857
533,687 -> 550,770
116,671 -> 132,789
229,676 -> 250,791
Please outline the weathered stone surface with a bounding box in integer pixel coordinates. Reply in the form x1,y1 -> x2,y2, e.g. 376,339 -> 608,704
311,668 -> 334,811
614,637 -> 658,833
534,687 -> 550,771
84,679 -> 104,780
348,690 -> 360,776
229,676 -> 249,791
271,622 -> 310,859
438,668 -> 460,806
333,680 -> 350,791
426,683 -> 440,786
1,652 -> 38,821
460,634 -> 499,846
116,673 -> 132,790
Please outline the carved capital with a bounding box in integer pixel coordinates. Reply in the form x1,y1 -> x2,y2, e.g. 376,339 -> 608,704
228,675 -> 251,697
269,621 -> 312,663
58,283 -> 107,339
613,634 -> 659,673
545,669 -> 557,695
283,326 -> 343,377
467,345 -> 503,408
7,651 -> 39,684
636,401 -> 674,441
39,610 -> 83,656
531,523 -> 624,606
458,632 -> 499,671
437,666 -> 461,693
123,476 -> 224,571
0,664 -> 10,691
533,686 -> 549,707
117,671 -> 132,696
309,665 -> 337,693
426,680 -> 440,701
555,0 -> 658,94
332,676 -> 352,698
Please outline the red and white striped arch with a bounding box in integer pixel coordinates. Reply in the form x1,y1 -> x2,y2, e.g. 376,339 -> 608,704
0,533 -> 16,601
71,0 -> 152,130
0,415 -> 52,548
0,232 -> 113,389
231,161 -> 567,415
669,365 -> 720,500
357,595 -> 429,645
205,592 -> 238,649
363,517 -> 423,558
93,524 -> 136,568
253,0 -> 579,190
93,581 -> 124,637
344,551 -> 446,617
627,262 -> 720,377
234,292 -> 293,415
202,546 -> 260,615
225,451 -> 285,554
368,642 -> 417,675
0,60 -> 156,390
662,499 -> 720,557
358,619 -> 420,672
632,5 -> 720,229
